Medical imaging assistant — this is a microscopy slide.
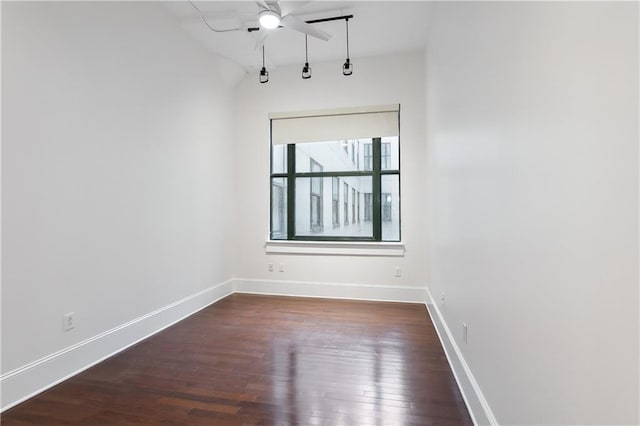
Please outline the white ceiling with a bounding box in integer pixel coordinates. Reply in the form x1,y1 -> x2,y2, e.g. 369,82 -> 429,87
163,1 -> 430,72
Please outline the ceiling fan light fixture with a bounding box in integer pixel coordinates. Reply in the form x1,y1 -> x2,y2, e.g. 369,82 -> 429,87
259,10 -> 280,29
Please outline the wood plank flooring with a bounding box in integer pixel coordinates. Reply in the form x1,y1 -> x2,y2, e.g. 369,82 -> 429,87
2,294 -> 472,425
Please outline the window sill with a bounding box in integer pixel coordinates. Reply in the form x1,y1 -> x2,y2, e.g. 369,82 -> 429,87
265,240 -> 405,256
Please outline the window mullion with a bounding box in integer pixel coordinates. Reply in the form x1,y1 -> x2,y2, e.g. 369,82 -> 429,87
372,137 -> 382,241
287,143 -> 296,239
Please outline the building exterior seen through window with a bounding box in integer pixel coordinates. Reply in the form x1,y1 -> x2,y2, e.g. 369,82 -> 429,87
271,136 -> 400,241
332,177 -> 340,227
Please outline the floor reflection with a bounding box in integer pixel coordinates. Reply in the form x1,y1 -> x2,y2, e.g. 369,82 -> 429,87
269,329 -> 411,425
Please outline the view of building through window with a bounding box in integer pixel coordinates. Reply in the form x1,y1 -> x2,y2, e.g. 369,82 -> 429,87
271,137 -> 400,241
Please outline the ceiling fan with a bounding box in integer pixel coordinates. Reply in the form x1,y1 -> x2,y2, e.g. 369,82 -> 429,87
254,1 -> 332,49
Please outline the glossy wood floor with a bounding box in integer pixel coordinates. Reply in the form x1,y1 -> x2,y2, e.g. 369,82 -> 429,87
2,294 -> 472,425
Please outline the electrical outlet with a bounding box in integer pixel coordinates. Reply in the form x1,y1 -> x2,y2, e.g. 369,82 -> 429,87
394,267 -> 401,278
63,312 -> 75,331
463,323 -> 468,344
279,263 -> 285,272
268,263 -> 273,272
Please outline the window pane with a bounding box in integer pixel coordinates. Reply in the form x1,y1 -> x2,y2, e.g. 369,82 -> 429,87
295,139 -> 373,172
381,136 -> 399,171
271,177 -> 287,239
271,144 -> 287,174
381,174 -> 400,241
295,176 -> 373,238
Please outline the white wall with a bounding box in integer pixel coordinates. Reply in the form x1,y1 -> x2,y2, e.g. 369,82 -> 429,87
1,0 -> 239,398
425,2 -> 638,425
232,52 -> 427,293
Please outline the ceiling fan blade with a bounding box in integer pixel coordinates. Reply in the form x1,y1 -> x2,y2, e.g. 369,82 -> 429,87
255,0 -> 269,11
269,1 -> 282,15
281,14 -> 331,41
257,0 -> 281,14
254,28 -> 270,50
279,1 -> 311,17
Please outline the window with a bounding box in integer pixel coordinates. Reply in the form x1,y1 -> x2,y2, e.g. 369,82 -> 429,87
269,105 -> 400,241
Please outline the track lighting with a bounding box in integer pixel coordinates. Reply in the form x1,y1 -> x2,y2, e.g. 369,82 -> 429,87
343,18 -> 353,76
302,63 -> 311,79
343,58 -> 352,76
247,14 -> 356,83
259,46 -> 269,83
259,67 -> 269,83
259,9 -> 280,29
302,35 -> 311,79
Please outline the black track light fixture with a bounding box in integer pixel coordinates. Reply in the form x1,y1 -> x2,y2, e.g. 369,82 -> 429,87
259,67 -> 269,83
259,46 -> 269,83
302,35 -> 312,79
343,18 -> 353,76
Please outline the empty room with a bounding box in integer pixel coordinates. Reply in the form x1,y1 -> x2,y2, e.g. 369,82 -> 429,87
1,1 -> 638,425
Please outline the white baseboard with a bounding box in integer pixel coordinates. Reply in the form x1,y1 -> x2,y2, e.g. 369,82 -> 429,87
233,278 -> 429,304
425,288 -> 498,426
0,279 -> 235,412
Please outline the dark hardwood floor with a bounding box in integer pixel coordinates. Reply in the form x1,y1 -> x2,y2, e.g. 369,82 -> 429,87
2,294 -> 472,425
